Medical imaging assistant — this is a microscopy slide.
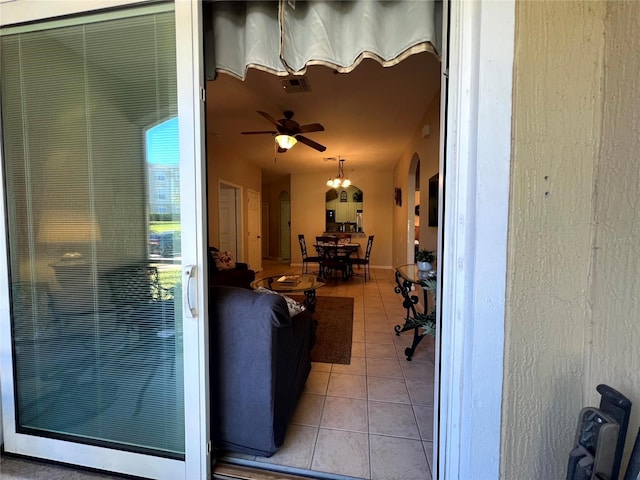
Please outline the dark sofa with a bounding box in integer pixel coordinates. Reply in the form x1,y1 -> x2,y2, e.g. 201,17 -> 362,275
208,285 -> 315,457
208,247 -> 255,289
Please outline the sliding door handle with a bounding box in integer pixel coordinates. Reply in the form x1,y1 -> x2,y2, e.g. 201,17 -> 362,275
183,264 -> 197,318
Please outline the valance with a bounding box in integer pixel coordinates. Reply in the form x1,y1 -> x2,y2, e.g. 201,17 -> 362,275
206,0 -> 441,80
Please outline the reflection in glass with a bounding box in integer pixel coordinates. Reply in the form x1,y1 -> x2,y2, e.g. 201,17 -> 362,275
1,7 -> 184,458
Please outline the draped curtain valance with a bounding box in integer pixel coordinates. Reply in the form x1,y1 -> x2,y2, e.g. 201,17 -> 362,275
205,0 -> 441,80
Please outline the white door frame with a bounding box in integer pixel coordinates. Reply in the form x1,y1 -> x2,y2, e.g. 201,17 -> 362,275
0,1 -> 518,478
0,2 -> 209,479
438,1 -> 515,479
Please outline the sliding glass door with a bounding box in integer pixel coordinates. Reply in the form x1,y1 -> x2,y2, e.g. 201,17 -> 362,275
0,2 -> 207,479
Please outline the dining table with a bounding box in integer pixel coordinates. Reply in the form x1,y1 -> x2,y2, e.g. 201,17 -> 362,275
313,242 -> 361,280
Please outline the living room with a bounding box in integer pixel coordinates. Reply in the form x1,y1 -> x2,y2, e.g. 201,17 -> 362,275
204,30 -> 442,480
206,52 -> 442,272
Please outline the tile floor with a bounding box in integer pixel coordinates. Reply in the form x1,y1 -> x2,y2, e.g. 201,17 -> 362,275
0,261 -> 437,480
222,260 -> 436,480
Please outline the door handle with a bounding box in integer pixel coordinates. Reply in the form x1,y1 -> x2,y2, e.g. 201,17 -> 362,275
183,264 -> 197,318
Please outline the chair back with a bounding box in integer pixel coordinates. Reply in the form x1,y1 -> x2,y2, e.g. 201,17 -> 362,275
364,235 -> 374,260
336,233 -> 352,244
298,234 -> 308,257
316,235 -> 338,246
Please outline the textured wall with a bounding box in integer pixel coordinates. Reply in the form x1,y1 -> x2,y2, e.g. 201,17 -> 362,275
503,1 -> 606,478
588,0 -> 640,464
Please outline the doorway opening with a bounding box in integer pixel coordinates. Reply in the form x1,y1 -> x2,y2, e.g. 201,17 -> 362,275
408,153 -> 421,263
218,182 -> 241,262
279,192 -> 291,260
205,6 -> 444,480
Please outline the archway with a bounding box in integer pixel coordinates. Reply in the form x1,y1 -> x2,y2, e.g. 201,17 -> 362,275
407,153 -> 421,263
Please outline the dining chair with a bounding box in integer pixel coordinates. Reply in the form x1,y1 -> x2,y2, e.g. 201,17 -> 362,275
298,234 -> 321,274
314,236 -> 348,280
349,235 -> 374,281
335,233 -> 352,244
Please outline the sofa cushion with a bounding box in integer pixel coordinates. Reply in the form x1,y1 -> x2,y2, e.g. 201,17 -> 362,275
255,286 -> 306,317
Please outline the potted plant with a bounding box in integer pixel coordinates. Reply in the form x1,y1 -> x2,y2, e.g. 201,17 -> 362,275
415,249 -> 435,271
402,277 -> 437,337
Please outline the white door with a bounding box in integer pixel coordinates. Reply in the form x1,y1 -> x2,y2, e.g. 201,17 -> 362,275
247,189 -> 262,271
0,2 -> 208,479
219,183 -> 239,259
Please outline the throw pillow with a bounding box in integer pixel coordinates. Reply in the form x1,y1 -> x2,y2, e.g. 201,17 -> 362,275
215,250 -> 236,271
255,286 -> 306,317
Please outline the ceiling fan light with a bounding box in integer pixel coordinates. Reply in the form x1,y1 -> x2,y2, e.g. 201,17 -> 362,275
275,134 -> 297,150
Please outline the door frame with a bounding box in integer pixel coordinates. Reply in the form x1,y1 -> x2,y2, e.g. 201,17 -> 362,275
0,0 -> 518,478
438,1 -> 515,478
0,2 -> 209,479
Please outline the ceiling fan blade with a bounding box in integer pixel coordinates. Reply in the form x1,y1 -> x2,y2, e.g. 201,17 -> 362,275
241,130 -> 277,135
298,123 -> 325,134
296,135 -> 327,152
257,110 -> 282,128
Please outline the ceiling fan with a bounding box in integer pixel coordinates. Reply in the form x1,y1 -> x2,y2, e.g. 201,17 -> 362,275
241,110 -> 327,152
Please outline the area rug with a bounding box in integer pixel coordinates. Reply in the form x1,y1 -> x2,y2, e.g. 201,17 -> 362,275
290,295 -> 354,365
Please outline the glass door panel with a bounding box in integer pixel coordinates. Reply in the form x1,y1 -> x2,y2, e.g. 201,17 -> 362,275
1,3 -> 191,465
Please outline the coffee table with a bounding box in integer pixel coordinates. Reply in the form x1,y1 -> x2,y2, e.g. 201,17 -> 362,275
251,274 -> 325,312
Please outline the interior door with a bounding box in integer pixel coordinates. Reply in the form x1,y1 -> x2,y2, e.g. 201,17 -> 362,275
247,189 -> 262,271
219,183 -> 239,259
0,2 -> 208,479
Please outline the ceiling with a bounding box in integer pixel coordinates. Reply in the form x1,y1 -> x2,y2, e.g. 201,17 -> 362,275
205,51 -> 442,184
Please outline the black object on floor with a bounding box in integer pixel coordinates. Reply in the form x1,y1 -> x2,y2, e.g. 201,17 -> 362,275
566,384 -> 632,480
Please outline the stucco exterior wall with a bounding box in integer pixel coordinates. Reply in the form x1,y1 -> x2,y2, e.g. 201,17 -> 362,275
504,1 -> 606,477
587,0 -> 640,462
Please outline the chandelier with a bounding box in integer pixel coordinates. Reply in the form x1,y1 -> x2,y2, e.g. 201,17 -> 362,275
326,158 -> 351,188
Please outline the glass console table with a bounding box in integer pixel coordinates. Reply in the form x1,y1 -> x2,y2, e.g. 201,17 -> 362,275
393,264 -> 437,361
